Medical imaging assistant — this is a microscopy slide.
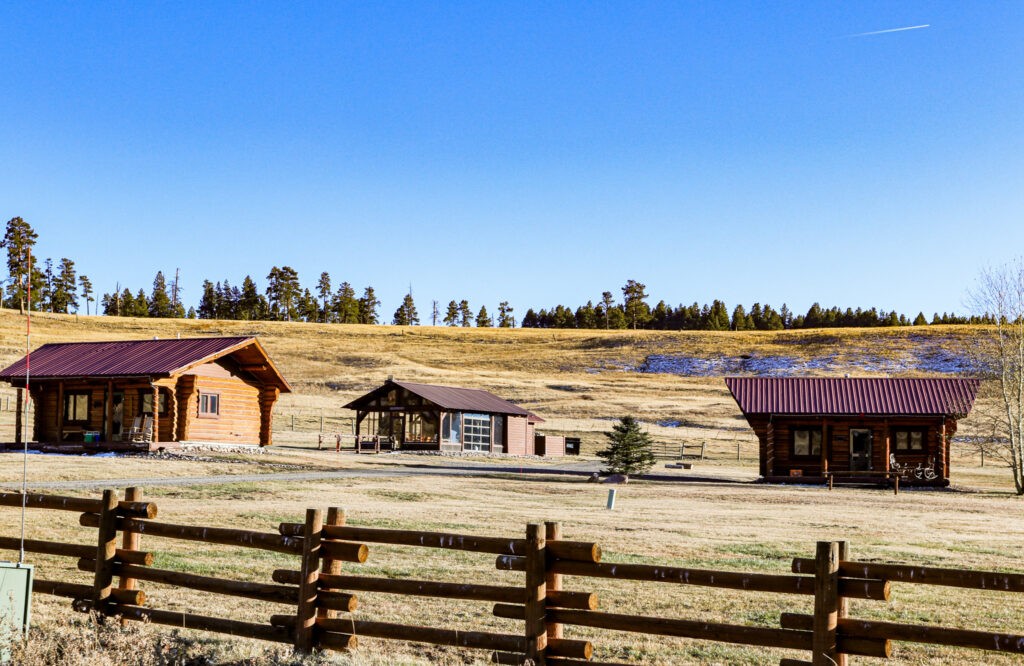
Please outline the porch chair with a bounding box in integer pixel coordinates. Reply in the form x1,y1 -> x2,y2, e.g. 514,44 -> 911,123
124,416 -> 143,441
139,415 -> 154,443
129,415 -> 153,443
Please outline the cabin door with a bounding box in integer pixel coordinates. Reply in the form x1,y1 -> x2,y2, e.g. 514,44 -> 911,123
111,392 -> 124,441
850,429 -> 873,471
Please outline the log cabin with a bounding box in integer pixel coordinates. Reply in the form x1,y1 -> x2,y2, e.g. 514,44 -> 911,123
0,337 -> 291,450
345,379 -> 563,456
725,377 -> 980,486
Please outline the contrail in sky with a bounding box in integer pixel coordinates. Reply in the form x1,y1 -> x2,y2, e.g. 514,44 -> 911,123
848,24 -> 930,38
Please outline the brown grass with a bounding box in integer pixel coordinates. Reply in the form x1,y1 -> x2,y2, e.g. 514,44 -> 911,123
0,310 -> 1020,664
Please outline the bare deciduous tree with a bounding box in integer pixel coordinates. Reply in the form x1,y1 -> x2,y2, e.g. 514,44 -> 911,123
968,258 -> 1024,495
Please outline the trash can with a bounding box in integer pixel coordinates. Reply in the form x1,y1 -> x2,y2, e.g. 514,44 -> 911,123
564,437 -> 581,456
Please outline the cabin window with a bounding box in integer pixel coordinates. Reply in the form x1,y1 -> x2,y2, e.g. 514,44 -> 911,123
139,390 -> 168,415
407,412 -> 438,443
441,412 -> 462,443
463,413 -> 491,451
63,392 -> 90,423
792,429 -> 822,457
199,392 -> 220,417
894,429 -> 925,451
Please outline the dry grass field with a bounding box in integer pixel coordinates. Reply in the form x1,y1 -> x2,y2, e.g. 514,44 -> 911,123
0,310 -> 1020,665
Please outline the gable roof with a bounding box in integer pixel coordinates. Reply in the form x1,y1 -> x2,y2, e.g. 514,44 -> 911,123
0,337 -> 291,392
345,380 -> 540,420
725,377 -> 979,417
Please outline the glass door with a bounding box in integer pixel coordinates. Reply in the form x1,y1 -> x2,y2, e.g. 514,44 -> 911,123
850,429 -> 873,471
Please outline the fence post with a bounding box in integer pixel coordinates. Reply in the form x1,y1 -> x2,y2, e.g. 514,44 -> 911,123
544,522 -> 563,643
92,489 -> 120,617
812,541 -> 840,665
836,541 -> 849,666
319,507 -> 345,621
295,508 -> 323,653
524,523 -> 547,664
118,487 -> 144,592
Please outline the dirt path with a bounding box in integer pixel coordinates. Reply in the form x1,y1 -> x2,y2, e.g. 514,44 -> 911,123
1,459 -> 753,490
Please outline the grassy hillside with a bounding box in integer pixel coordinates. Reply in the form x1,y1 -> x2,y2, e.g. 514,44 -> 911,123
0,309 -> 990,454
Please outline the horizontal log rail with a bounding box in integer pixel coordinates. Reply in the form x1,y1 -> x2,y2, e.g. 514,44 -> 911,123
278,522 -> 601,561
792,557 -> 1024,593
273,569 -> 520,603
493,605 -> 890,658
0,535 -> 153,565
498,556 -> 890,601
320,540 -> 369,563
493,603 -> 813,651
781,612 -> 1024,654
273,568 -> 598,609
111,604 -> 294,644
318,617 -> 525,653
76,559 -> 324,607
491,653 -> 624,666
0,492 -> 157,518
81,513 -> 307,555
34,578 -> 145,606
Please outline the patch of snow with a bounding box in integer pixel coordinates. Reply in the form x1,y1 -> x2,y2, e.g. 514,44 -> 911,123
638,341 -> 977,377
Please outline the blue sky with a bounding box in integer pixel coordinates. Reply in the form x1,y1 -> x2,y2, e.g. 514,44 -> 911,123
2,2 -> 1022,320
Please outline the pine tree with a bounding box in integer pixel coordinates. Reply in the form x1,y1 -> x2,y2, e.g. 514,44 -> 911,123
458,300 -> 473,327
55,258 -> 78,313
731,304 -> 748,331
358,286 -> 380,324
198,280 -> 218,319
913,312 -> 928,326
392,292 -> 419,325
41,258 -> 55,312
497,301 -> 514,328
575,301 -> 597,329
333,282 -> 359,323
78,275 -> 94,315
476,305 -> 492,327
317,272 -> 332,323
596,416 -> 657,477
621,280 -> 652,329
1,217 -> 40,313
444,300 -> 459,326
149,271 -> 174,317
600,291 -> 615,329
132,288 -> 150,317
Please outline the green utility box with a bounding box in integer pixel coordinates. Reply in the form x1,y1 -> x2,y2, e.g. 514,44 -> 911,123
0,562 -> 33,663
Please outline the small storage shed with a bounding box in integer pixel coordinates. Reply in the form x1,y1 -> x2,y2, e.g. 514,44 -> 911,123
345,379 -> 556,455
0,337 -> 290,449
726,377 -> 980,486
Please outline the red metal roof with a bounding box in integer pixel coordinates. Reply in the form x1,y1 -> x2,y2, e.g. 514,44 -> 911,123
725,377 -> 980,417
346,380 -> 538,418
0,337 -> 290,391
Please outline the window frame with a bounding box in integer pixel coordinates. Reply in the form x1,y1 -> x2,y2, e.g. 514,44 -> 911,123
791,428 -> 823,458
462,412 -> 492,451
893,428 -> 926,452
63,391 -> 91,424
139,389 -> 169,416
198,392 -> 221,419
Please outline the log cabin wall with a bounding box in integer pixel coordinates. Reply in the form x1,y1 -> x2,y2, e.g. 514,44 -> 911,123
768,415 -> 947,477
29,380 -> 168,442
183,363 -> 261,444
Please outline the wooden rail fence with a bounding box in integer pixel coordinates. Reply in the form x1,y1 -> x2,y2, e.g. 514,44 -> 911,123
2,488 -> 1023,664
